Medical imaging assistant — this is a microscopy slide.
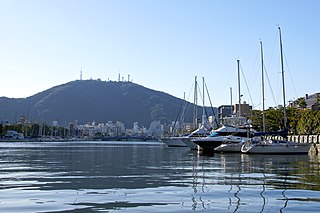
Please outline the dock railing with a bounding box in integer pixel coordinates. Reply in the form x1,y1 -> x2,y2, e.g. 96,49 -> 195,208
266,134 -> 320,154
266,135 -> 320,144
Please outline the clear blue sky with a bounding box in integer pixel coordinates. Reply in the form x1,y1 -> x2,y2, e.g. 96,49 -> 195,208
0,0 -> 319,109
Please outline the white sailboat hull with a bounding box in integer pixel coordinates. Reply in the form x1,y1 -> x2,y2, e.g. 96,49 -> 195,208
214,143 -> 243,152
161,137 -> 187,147
241,140 -> 311,154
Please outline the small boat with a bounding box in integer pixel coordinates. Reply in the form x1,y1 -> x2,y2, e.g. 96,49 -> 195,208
241,138 -> 311,154
192,124 -> 255,152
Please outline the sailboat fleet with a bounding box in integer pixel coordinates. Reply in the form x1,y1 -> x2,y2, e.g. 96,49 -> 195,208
161,76 -> 212,148
162,27 -> 311,155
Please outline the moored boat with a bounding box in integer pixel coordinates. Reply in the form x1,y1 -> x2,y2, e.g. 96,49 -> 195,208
193,124 -> 255,152
181,125 -> 211,149
241,27 -> 311,155
241,138 -> 311,154
163,124 -> 211,148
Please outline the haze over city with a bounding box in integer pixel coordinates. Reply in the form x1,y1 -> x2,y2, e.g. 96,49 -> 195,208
0,0 -> 319,109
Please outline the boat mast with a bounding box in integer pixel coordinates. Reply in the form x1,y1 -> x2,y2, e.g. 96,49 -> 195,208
182,92 -> 186,131
202,77 -> 206,125
237,59 -> 241,117
260,41 -> 266,132
278,26 -> 287,130
193,76 -> 198,129
230,87 -> 233,115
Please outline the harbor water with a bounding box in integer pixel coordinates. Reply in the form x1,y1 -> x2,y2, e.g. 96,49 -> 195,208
0,141 -> 320,212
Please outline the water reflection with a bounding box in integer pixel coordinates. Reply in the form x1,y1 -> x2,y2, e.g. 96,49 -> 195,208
0,142 -> 320,212
191,151 -> 320,212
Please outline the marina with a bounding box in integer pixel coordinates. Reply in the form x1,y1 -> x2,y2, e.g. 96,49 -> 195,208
0,141 -> 320,212
0,3 -> 320,212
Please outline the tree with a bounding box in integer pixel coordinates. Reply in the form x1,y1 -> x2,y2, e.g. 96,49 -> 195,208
296,97 -> 307,109
314,111 -> 320,134
313,94 -> 320,111
316,94 -> 320,104
296,109 -> 315,134
286,107 -> 301,134
265,107 -> 282,131
250,110 -> 263,131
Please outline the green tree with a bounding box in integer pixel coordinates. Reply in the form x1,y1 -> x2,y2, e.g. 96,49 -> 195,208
250,109 -> 263,131
316,94 -> 320,104
314,111 -> 320,134
297,109 -> 315,134
296,97 -> 307,109
313,94 -> 320,111
265,107 -> 282,131
286,107 -> 301,134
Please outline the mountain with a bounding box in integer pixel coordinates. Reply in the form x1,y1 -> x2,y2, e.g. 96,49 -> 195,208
0,80 -> 215,127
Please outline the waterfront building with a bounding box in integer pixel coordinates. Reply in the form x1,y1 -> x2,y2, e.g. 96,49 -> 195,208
289,92 -> 320,110
234,101 -> 252,117
148,121 -> 161,138
218,105 -> 233,124
305,93 -> 320,110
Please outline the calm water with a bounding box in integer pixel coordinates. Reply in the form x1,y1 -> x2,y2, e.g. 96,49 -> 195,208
0,141 -> 320,213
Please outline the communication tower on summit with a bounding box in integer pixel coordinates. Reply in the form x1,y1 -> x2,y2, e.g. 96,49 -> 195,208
80,67 -> 83,80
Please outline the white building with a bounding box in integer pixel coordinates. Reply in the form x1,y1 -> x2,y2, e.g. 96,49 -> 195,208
148,121 -> 161,138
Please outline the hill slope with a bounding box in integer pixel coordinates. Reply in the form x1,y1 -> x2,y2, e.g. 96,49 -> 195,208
0,80 -> 211,127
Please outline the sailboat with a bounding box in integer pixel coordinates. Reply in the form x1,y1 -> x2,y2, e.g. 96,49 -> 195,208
241,27 -> 311,154
215,41 -> 267,153
162,77 -> 211,147
182,77 -> 214,150
194,60 -> 256,152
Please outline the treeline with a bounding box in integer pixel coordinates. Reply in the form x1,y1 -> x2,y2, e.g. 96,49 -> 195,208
251,107 -> 320,135
0,123 -> 67,138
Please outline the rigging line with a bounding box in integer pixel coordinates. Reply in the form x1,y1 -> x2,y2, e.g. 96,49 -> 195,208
179,98 -> 190,129
178,86 -> 192,126
179,79 -> 195,126
197,83 -> 204,105
249,43 -> 261,87
263,63 -> 278,106
283,52 -> 298,99
172,98 -> 185,133
204,80 -> 219,127
239,63 -> 255,107
265,29 -> 279,72
249,44 -> 262,109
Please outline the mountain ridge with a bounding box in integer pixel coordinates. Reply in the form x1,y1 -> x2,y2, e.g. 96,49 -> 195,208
0,79 -> 209,127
